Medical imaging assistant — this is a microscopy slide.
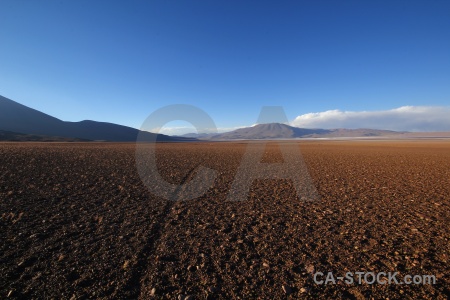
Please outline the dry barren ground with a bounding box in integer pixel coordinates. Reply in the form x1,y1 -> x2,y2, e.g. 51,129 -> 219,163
1,141 -> 449,299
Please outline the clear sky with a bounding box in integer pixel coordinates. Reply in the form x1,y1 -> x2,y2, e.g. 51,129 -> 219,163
1,0 -> 450,133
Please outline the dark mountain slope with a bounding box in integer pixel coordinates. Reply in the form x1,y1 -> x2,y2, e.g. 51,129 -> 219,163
0,95 -> 193,142
0,130 -> 91,142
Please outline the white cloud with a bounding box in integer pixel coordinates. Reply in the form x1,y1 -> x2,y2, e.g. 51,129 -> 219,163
291,106 -> 450,132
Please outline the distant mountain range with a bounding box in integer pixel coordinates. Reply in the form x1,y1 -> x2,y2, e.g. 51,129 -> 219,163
181,122 -> 450,140
180,123 -> 404,140
2,95 -> 449,142
0,95 -> 193,142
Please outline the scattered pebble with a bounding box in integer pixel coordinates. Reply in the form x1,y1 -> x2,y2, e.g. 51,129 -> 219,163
282,285 -> 293,295
187,265 -> 196,272
306,264 -> 315,274
348,288 -> 365,300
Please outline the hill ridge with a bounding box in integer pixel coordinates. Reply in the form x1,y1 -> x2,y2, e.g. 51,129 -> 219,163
0,95 -> 193,142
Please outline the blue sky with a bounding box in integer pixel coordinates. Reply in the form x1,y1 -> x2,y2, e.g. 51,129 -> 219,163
1,0 -> 450,133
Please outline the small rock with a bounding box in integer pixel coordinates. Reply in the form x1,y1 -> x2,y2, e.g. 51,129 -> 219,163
306,264 -> 315,274
185,295 -> 194,300
187,265 -> 196,272
348,288 -> 365,300
282,285 -> 293,295
300,287 -> 307,293
150,287 -> 156,296
123,260 -> 130,269
262,262 -> 270,268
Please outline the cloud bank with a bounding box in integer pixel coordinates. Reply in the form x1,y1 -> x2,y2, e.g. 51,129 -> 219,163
292,106 -> 450,132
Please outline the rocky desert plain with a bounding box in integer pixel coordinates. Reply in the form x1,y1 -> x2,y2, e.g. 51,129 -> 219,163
1,140 -> 449,299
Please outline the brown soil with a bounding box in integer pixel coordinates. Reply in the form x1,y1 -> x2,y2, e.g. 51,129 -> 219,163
1,141 -> 449,299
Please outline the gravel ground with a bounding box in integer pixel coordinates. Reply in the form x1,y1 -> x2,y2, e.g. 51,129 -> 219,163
1,141 -> 449,299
